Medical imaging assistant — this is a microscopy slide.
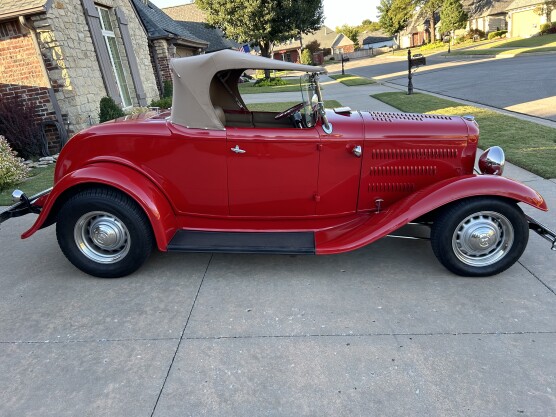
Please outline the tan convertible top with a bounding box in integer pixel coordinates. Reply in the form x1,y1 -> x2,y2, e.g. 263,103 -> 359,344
170,49 -> 326,130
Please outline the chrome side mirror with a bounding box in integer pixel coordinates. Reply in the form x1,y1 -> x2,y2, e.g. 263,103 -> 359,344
478,146 -> 505,176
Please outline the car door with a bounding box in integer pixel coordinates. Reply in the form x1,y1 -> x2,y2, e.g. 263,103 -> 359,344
315,112 -> 364,215
226,125 -> 320,217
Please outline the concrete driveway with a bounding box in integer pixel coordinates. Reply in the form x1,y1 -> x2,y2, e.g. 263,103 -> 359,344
1,165 -> 555,417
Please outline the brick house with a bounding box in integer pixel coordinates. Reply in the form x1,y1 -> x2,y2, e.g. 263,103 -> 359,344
273,26 -> 355,63
0,0 -> 159,154
130,0 -> 209,94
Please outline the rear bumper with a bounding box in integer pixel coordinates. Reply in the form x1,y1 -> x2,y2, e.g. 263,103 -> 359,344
0,188 -> 52,225
527,215 -> 556,251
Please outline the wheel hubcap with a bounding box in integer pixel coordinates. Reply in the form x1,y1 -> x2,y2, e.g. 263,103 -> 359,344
452,211 -> 514,267
74,211 -> 130,264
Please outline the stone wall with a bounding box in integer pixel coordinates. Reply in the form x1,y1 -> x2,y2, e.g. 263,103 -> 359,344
32,0 -> 159,132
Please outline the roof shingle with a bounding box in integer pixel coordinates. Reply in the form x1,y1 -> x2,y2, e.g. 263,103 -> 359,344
0,0 -> 50,20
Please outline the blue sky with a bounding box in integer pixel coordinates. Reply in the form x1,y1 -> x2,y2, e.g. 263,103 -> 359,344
149,0 -> 381,30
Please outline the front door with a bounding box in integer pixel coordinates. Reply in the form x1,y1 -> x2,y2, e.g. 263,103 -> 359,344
227,126 -> 320,217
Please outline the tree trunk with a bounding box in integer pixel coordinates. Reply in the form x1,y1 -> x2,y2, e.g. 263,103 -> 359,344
430,12 -> 436,42
260,40 -> 272,79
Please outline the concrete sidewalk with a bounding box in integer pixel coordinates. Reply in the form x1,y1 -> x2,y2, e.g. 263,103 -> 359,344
0,78 -> 555,417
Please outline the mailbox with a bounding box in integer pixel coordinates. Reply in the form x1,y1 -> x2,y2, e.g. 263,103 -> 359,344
410,54 -> 426,68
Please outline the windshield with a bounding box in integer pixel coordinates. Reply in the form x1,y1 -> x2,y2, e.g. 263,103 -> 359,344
299,74 -> 320,128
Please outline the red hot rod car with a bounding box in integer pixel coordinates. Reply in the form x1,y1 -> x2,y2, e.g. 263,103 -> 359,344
1,50 -> 555,277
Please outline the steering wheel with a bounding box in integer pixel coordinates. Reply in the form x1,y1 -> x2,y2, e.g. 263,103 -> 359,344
274,102 -> 305,120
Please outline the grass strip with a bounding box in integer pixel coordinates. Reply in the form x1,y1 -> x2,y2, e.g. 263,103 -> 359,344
0,164 -> 55,206
329,74 -> 375,86
238,78 -> 301,94
247,100 -> 342,112
372,92 -> 556,179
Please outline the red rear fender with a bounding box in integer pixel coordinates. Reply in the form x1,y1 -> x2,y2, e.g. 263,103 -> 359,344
316,175 -> 547,254
22,163 -> 176,251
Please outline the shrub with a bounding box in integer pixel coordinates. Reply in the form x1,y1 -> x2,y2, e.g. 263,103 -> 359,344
466,28 -> 486,40
99,96 -> 125,123
419,41 -> 444,51
300,49 -> 313,65
149,97 -> 172,109
541,22 -> 556,34
0,135 -> 29,192
328,56 -> 335,61
0,94 -> 42,159
253,77 -> 287,87
488,30 -> 507,40
163,80 -> 173,98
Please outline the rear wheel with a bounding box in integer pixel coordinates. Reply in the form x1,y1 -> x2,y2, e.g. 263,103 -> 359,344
431,198 -> 528,277
56,188 -> 154,278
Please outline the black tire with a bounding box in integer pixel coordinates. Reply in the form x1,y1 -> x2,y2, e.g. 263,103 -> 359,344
430,197 -> 529,277
56,187 -> 154,278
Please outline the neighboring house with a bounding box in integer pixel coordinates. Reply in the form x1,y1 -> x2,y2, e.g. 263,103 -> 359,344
273,26 -> 355,62
463,0 -> 513,33
359,30 -> 396,49
130,0 -> 208,95
0,0 -> 159,153
399,8 -> 433,48
506,0 -> 556,37
162,2 -> 238,53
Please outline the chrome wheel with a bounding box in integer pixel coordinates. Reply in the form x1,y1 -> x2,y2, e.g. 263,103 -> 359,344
452,211 -> 514,267
74,211 -> 131,264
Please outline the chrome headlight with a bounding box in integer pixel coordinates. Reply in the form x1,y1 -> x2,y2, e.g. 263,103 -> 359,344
478,146 -> 505,176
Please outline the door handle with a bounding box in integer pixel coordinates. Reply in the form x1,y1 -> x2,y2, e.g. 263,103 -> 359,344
351,145 -> 362,157
231,145 -> 246,154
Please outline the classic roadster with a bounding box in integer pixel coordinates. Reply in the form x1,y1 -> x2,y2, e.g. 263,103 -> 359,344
1,50 -> 554,278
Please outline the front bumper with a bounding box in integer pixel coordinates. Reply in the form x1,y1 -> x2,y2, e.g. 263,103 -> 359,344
527,215 -> 556,251
0,188 -> 52,225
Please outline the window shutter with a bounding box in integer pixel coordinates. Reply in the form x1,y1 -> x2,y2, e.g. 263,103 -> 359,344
80,0 -> 122,105
115,8 -> 147,106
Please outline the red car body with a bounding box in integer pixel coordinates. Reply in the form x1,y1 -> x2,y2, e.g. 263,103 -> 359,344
1,51 -> 553,277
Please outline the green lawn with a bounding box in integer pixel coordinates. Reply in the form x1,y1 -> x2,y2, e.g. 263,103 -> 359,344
238,78 -> 302,94
329,74 -> 375,86
372,92 -> 556,178
247,100 -> 342,112
449,33 -> 556,56
0,164 -> 55,206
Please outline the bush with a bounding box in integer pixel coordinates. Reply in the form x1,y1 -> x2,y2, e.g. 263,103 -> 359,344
99,96 -> 125,123
328,56 -> 335,61
419,41 -> 444,51
163,80 -> 173,98
466,28 -> 486,40
300,49 -> 313,65
488,30 -> 507,40
0,135 -> 29,192
0,94 -> 42,159
253,77 -> 287,87
540,22 -> 556,34
150,97 -> 172,109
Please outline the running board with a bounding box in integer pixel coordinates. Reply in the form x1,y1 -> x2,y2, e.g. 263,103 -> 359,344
167,230 -> 315,254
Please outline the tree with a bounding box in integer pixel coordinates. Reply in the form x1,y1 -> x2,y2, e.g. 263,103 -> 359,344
439,0 -> 468,37
196,0 -> 323,61
336,24 -> 360,48
419,0 -> 443,42
305,39 -> 321,54
377,0 -> 414,42
359,20 -> 381,32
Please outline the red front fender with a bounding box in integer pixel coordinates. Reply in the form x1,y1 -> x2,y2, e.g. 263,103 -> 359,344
22,163 -> 177,251
316,175 -> 547,254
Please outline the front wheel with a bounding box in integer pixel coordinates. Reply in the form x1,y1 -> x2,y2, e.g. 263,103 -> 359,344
431,198 -> 529,277
56,188 -> 154,278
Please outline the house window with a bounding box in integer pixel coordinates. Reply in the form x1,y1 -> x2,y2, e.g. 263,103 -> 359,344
96,6 -> 132,108
0,20 -> 21,39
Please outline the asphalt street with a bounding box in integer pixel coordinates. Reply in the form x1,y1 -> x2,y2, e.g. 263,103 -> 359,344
348,54 -> 556,121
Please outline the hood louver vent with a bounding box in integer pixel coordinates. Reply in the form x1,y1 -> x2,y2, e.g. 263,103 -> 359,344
368,112 -> 453,122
